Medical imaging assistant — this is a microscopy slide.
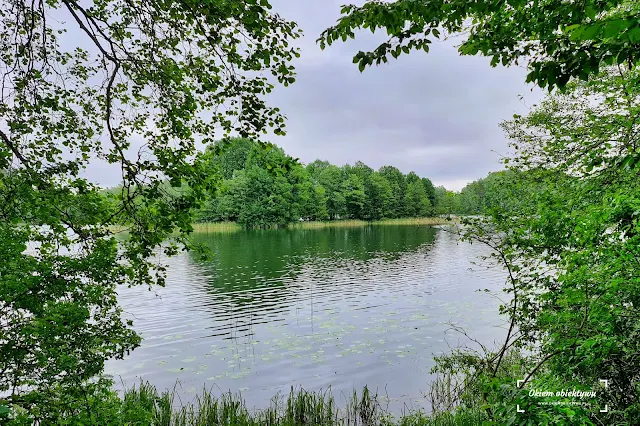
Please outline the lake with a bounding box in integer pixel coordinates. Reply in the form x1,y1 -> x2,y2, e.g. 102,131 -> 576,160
105,224 -> 506,413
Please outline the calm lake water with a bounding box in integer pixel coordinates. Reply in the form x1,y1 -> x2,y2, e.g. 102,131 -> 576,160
106,225 -> 506,413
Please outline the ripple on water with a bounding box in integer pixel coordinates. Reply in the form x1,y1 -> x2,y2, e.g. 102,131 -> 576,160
106,225 -> 506,414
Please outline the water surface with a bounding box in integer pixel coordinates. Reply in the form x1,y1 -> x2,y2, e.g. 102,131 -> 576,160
106,225 -> 506,412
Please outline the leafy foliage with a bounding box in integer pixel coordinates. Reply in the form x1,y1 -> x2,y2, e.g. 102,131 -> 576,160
0,0 -> 300,421
198,138 -> 447,228
319,0 -> 640,90
363,171 -> 393,220
435,67 -> 640,424
342,173 -> 366,219
405,180 -> 432,218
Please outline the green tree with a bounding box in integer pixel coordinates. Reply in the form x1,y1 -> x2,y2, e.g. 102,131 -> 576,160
378,165 -> 407,218
457,180 -> 484,215
0,0 -> 300,421
434,186 -> 459,215
457,170 -> 537,215
306,160 -> 331,181
405,171 -> 421,185
421,177 -> 437,208
293,167 -> 329,221
213,143 -> 301,228
346,161 -> 374,183
363,172 -> 393,220
235,167 -> 295,229
310,184 -> 330,221
405,181 -> 433,217
200,151 -> 445,225
200,175 -> 248,222
245,143 -> 298,175
342,174 -> 366,219
442,69 -> 640,424
318,165 -> 346,220
206,138 -> 256,180
403,171 -> 421,215
319,0 -> 640,90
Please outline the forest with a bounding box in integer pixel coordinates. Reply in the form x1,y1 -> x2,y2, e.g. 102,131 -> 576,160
170,137 -> 498,229
198,137 -> 559,224
193,138 -> 454,228
102,142 -> 512,230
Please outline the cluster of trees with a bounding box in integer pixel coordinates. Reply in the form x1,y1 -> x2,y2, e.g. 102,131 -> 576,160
197,138 -> 458,228
101,160 -> 522,228
455,170 -> 536,215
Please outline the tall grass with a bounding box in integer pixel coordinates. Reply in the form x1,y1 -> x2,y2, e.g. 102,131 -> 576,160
370,217 -> 456,226
111,218 -> 456,236
109,222 -> 243,236
191,222 -> 243,234
119,383 -> 485,426
288,220 -> 370,230
278,217 -> 455,231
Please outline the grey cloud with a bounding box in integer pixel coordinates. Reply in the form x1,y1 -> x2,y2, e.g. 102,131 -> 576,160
261,1 -> 543,189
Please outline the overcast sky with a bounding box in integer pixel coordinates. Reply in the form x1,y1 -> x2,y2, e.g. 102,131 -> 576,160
264,0 -> 542,190
83,1 -> 542,191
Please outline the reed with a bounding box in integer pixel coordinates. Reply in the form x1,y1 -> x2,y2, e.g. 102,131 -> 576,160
191,222 -> 243,233
283,217 -> 455,230
288,219 -> 369,229
119,382 -> 486,426
109,217 -> 456,236
371,217 -> 456,226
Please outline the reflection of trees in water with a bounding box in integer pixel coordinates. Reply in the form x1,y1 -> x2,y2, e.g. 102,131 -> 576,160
184,226 -> 438,339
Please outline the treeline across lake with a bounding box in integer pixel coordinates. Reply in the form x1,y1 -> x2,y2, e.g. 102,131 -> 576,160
102,138 -> 520,230
102,137 -> 522,230
194,137 -> 459,229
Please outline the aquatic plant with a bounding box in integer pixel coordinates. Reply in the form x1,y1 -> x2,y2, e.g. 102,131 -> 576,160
114,382 -> 487,426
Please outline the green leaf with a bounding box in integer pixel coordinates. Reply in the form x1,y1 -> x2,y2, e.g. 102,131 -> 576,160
564,24 -> 581,33
627,27 -> 640,43
602,19 -> 627,38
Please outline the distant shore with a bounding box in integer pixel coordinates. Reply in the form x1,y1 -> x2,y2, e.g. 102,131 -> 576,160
192,216 -> 457,233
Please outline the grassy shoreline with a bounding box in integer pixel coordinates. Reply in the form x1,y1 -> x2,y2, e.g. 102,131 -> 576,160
192,217 -> 457,233
114,381 -> 484,426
